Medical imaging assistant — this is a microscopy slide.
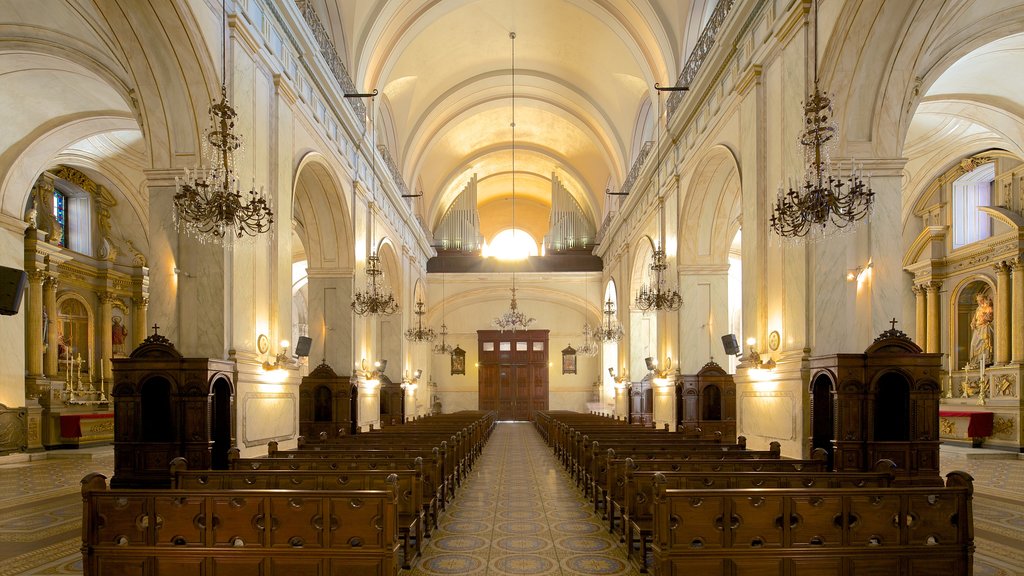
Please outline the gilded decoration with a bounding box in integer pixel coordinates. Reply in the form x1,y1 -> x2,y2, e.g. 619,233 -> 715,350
993,416 -> 1015,437
939,418 -> 956,436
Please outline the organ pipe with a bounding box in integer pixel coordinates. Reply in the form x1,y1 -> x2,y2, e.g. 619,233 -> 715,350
545,173 -> 595,252
433,174 -> 483,251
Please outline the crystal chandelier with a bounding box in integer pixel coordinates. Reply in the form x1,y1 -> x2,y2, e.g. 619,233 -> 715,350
405,299 -> 436,342
576,324 -> 599,357
492,32 -> 535,333
635,248 -> 682,312
770,0 -> 873,239
351,252 -> 398,316
493,287 -> 535,332
174,3 -> 272,245
593,297 -> 624,342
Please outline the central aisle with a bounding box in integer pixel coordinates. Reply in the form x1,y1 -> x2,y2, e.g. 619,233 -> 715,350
407,422 -> 639,576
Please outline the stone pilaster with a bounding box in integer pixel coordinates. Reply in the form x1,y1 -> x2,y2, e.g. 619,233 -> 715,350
913,284 -> 927,350
133,297 -> 149,351
43,275 -> 59,377
995,261 -> 1011,364
1012,259 -> 1024,363
25,271 -> 45,376
925,281 -> 941,354
97,292 -> 115,380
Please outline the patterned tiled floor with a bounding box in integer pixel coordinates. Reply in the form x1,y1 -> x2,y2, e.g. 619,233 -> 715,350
1,425 -> 1022,575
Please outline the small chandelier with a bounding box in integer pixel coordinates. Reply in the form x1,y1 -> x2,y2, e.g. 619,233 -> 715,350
770,0 -> 873,239
576,324 -> 599,357
432,322 -> 454,355
405,299 -> 437,343
493,287 -> 535,332
593,297 -> 624,342
351,252 -> 398,316
174,3 -> 272,245
635,248 -> 682,312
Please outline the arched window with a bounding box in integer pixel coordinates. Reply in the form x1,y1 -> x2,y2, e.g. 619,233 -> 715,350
952,162 -> 995,249
53,189 -> 67,247
483,228 -> 538,260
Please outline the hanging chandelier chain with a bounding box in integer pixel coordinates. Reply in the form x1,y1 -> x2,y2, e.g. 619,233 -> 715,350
770,0 -> 874,240
174,0 -> 273,246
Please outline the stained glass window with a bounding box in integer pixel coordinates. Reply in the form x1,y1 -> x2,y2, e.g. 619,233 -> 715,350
53,189 -> 67,247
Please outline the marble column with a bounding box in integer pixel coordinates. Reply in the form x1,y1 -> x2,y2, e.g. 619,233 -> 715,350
913,284 -> 927,350
98,292 -> 115,381
1012,259 -> 1024,363
925,282 -> 941,354
995,262 -> 1011,364
133,297 -> 149,350
43,275 -> 59,377
25,271 -> 45,377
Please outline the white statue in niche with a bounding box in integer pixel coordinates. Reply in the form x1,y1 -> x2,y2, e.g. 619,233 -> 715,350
968,292 -> 993,369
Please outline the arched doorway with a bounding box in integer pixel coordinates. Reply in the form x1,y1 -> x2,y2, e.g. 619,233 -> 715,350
140,377 -> 173,443
874,372 -> 911,442
209,377 -> 232,470
809,373 -> 835,468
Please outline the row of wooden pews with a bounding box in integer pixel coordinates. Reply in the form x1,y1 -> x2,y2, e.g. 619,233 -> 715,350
81,410 -> 495,575
536,411 -> 975,576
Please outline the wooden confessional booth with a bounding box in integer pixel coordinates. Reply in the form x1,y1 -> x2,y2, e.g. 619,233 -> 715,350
676,360 -> 737,441
298,362 -> 355,439
629,376 -> 654,426
110,329 -> 235,488
808,324 -> 943,485
379,375 -> 406,426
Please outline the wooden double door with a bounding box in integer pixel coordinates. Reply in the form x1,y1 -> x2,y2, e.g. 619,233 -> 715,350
478,330 -> 549,421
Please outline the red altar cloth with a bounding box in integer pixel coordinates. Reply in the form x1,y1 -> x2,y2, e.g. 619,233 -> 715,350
60,413 -> 114,438
939,411 -> 994,437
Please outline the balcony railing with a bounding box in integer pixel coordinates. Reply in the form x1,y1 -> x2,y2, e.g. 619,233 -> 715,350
377,144 -> 410,198
295,0 -> 365,125
667,0 -> 736,120
616,140 -> 654,197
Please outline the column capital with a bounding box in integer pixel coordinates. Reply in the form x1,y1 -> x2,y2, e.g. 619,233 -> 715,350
43,274 -> 60,289
135,296 -> 150,309
1010,257 -> 1024,272
994,261 -> 1012,274
27,270 -> 47,283
925,281 -> 942,292
95,291 -> 120,305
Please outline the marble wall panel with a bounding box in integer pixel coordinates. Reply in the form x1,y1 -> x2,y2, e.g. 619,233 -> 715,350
0,227 -> 26,406
241,392 -> 296,448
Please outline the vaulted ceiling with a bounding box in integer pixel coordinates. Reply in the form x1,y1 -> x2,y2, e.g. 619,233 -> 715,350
308,0 -> 720,241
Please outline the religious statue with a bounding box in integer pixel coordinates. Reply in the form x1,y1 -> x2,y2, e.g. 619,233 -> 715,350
968,292 -> 993,368
112,316 -> 128,355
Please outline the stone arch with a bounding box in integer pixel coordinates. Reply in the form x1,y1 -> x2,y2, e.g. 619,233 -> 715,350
375,239 -> 403,380
678,144 -> 741,265
293,153 -> 354,369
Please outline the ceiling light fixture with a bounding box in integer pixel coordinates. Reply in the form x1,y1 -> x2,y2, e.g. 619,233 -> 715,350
433,273 -> 454,355
405,298 -> 437,343
770,0 -> 874,239
492,31 -> 535,333
174,0 -> 273,245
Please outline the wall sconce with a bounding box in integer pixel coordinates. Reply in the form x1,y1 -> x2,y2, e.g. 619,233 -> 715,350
402,368 -> 423,392
372,359 -> 387,379
645,356 -> 674,379
609,367 -> 630,388
740,338 -> 775,371
262,339 -> 290,371
846,259 -> 873,283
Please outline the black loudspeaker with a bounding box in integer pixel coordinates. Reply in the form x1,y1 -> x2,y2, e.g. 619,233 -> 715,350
294,336 -> 312,357
721,334 -> 740,356
0,266 -> 27,316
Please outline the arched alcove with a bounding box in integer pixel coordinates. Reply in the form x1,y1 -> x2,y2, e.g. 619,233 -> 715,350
140,377 -> 172,443
809,372 -> 836,468
874,371 -> 911,442
210,377 -> 233,470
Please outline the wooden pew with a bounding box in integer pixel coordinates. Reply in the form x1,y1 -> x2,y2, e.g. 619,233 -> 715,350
649,471 -> 975,576
171,458 -> 425,569
621,459 -> 899,572
601,451 -> 831,536
80,472 -> 400,576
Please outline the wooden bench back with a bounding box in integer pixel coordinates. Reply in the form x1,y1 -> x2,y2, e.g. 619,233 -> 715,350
650,471 -> 975,576
80,472 -> 399,576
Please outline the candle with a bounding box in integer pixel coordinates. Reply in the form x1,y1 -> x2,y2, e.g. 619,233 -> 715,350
980,351 -> 985,381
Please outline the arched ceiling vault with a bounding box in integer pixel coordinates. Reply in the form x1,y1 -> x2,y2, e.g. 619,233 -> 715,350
328,0 -> 709,240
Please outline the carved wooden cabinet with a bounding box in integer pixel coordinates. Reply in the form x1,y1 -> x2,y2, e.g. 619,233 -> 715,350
809,326 -> 942,485
298,362 -> 353,439
676,360 -> 736,441
630,377 -> 654,426
110,330 -> 235,487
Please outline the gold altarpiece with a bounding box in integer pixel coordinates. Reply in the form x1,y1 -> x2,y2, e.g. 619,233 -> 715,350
23,166 -> 149,449
904,151 -> 1024,451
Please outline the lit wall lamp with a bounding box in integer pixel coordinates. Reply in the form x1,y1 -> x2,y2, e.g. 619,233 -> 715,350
262,338 -> 291,371
609,367 -> 630,388
644,356 -> 675,379
846,259 -> 873,283
402,369 -> 423,392
739,337 -> 776,371
372,359 -> 388,379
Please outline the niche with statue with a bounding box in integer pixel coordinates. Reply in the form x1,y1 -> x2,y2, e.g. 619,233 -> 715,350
110,328 -> 235,488
808,323 -> 942,485
298,362 -> 353,439
676,360 -> 736,441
